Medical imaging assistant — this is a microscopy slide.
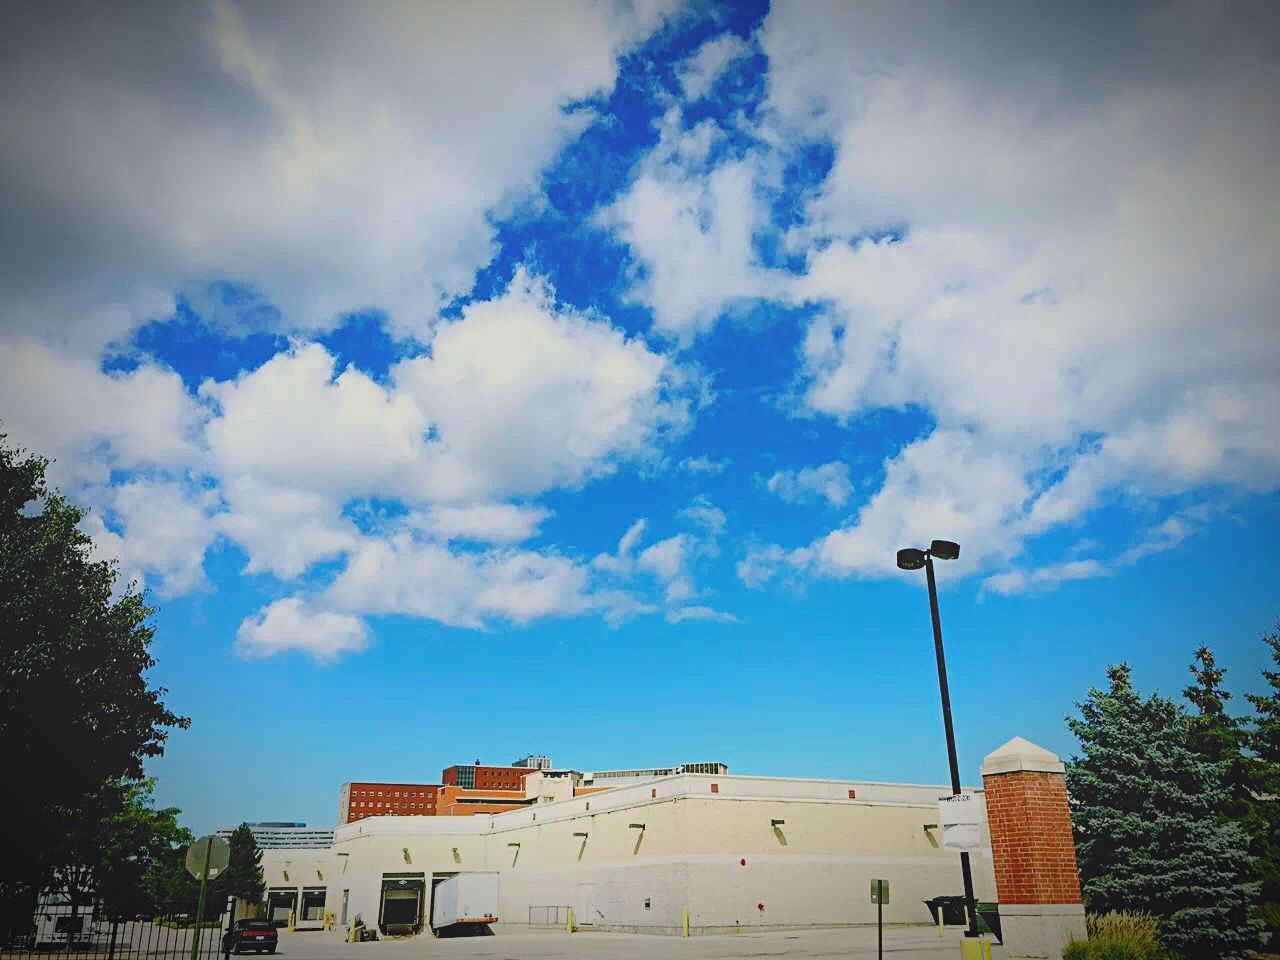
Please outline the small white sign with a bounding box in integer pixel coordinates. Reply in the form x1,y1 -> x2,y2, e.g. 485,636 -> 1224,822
938,794 -> 983,852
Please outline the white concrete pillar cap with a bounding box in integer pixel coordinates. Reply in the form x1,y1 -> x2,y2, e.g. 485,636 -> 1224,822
981,736 -> 1066,776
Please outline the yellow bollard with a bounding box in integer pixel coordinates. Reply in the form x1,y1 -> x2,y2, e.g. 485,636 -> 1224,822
937,907 -> 945,938
347,920 -> 357,944
566,907 -> 574,934
959,937 -> 992,960
682,906 -> 690,938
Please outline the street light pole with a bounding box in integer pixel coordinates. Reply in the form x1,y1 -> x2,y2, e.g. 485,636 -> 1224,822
897,540 -> 979,940
924,553 -> 980,939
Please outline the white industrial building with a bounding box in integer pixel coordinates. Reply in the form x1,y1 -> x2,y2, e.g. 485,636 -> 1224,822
258,771 -> 995,937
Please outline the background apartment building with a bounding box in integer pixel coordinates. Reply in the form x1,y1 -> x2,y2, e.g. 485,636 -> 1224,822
215,822 -> 335,849
338,782 -> 440,823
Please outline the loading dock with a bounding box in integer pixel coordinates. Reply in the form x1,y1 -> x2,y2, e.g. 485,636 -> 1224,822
379,874 -> 425,936
296,887 -> 326,930
265,889 -> 296,928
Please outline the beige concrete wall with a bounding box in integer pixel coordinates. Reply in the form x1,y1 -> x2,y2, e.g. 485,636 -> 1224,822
261,773 -> 995,935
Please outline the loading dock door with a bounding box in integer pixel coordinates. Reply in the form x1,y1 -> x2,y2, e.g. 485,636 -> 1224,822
265,889 -> 297,927
380,875 -> 425,935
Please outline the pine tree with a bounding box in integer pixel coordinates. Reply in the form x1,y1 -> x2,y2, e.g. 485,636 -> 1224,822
219,824 -> 265,907
1067,663 -> 1263,959
1245,621 -> 1280,939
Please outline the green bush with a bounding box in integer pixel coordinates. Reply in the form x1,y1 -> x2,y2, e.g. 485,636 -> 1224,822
1063,912 -> 1169,960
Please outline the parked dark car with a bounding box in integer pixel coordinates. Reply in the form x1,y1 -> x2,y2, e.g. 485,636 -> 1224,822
222,920 -> 278,955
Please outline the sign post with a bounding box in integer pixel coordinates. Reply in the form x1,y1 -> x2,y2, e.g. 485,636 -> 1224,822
870,879 -> 889,960
185,836 -> 231,960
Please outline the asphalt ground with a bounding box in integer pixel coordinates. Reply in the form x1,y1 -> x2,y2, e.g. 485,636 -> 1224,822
257,926 -> 1007,959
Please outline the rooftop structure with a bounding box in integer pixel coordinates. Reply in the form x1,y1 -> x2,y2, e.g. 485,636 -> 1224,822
579,761 -> 728,791
511,754 -> 553,770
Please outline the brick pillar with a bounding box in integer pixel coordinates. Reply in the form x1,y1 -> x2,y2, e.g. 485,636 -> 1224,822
981,737 -> 1086,960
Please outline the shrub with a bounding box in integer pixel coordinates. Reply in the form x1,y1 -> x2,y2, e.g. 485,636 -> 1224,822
1063,912 -> 1169,960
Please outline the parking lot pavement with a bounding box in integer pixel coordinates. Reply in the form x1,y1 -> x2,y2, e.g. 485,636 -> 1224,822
263,926 -> 1007,959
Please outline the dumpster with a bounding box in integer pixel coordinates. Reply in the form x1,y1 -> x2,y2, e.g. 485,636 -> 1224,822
976,903 -> 1002,942
922,896 -> 969,926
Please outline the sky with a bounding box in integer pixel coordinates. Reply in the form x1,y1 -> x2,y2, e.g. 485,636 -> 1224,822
1,0 -> 1278,835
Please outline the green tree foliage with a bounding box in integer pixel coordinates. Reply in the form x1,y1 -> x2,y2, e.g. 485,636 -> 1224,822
45,779 -> 192,918
219,825 -> 265,907
1244,622 -> 1280,936
0,436 -> 189,901
1067,664 -> 1263,959
146,847 -> 200,918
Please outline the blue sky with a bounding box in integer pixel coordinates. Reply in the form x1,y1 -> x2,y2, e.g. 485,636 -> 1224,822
1,1 -> 1278,835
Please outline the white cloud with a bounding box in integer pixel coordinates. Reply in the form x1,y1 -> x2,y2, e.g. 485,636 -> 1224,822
679,494 -> 727,541
982,560 -> 1109,597
416,503 -> 550,545
766,461 -> 853,507
593,518 -> 649,574
601,115 -> 780,340
0,1 -> 673,347
637,533 -> 692,602
236,597 -> 370,665
215,477 -> 359,580
198,270 -> 692,583
391,270 -> 691,500
202,341 -> 430,502
982,505 -> 1211,597
680,454 -> 729,475
741,1 -> 1280,583
0,338 -> 203,489
324,536 -> 597,629
630,497 -> 734,615
668,604 -> 741,624
1116,513 -> 1196,567
736,543 -> 791,590
677,32 -> 750,101
106,481 -> 220,596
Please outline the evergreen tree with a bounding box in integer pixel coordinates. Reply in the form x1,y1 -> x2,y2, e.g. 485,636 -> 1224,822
1067,663 -> 1263,959
1245,622 -> 1280,938
219,825 -> 265,907
1183,647 -> 1267,826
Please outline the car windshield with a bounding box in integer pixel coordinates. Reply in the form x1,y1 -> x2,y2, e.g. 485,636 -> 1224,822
241,921 -> 274,930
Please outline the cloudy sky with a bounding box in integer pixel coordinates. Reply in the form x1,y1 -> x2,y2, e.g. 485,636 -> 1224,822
2,0 -> 1278,831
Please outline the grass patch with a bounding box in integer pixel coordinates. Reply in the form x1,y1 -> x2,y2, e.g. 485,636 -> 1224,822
1063,911 -> 1171,960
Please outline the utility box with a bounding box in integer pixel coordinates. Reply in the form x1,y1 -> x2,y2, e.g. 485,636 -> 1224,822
431,873 -> 499,930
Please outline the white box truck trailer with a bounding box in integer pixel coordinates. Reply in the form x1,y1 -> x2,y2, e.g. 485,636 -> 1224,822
430,873 -> 499,930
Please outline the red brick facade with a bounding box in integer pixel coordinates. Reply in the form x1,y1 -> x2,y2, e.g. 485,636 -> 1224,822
341,781 -> 439,823
982,769 -> 1083,906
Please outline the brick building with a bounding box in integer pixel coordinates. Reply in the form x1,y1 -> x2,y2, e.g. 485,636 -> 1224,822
441,762 -> 537,791
338,781 -> 440,824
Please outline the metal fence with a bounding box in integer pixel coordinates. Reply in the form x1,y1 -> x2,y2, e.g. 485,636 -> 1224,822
1,895 -> 232,960
527,905 -> 570,928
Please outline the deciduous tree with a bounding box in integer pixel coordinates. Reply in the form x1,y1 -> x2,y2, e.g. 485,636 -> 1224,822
0,435 -> 189,901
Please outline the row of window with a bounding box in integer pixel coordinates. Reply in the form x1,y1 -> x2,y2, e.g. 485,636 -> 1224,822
353,787 -> 435,798
353,799 -> 434,809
